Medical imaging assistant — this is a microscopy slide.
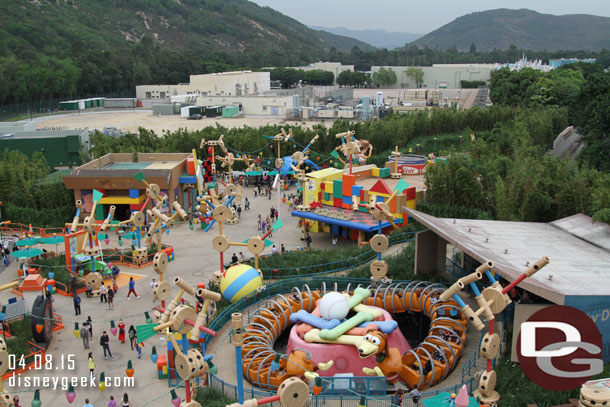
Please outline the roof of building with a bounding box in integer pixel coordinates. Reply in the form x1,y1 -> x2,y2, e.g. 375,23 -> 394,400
406,209 -> 610,306
292,205 -> 400,232
64,153 -> 190,188
306,168 -> 343,180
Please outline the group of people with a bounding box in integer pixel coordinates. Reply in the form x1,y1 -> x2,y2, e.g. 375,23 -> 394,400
76,277 -> 140,315
82,318 -> 143,359
82,393 -> 132,407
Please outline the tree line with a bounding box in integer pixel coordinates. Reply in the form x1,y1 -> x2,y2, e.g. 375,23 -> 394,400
0,150 -> 74,227
269,68 -> 334,88
2,34 -> 608,110
490,62 -> 610,171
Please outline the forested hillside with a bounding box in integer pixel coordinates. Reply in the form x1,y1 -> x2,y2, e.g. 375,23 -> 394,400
0,0 -> 364,105
413,9 -> 610,51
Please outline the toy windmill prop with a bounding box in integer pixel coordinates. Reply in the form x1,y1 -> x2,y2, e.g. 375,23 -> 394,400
66,189 -> 115,276
351,186 -> 403,283
290,134 -> 319,179
200,134 -> 226,183
210,202 -> 282,286
334,130 -> 360,174
136,278 -> 221,407
131,171 -> 188,305
438,257 -> 549,405
389,146 -> 402,179
272,128 -> 293,170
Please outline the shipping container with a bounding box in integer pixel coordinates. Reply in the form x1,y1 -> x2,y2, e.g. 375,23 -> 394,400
221,106 -> 239,118
180,106 -> 203,118
205,106 -> 222,117
78,100 -> 86,110
59,101 -> 79,111
103,98 -> 138,109
153,104 -> 178,115
84,99 -> 93,109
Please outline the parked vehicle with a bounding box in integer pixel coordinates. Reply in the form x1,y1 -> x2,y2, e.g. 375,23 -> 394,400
187,114 -> 203,120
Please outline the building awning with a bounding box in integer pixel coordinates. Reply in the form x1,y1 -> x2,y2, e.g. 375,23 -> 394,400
406,209 -> 610,307
291,207 -> 402,233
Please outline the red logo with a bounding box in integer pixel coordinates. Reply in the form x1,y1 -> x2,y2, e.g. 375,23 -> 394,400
517,305 -> 603,391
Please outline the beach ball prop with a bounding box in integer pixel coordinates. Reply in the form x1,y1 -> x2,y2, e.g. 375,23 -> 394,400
319,292 -> 349,320
220,264 -> 263,303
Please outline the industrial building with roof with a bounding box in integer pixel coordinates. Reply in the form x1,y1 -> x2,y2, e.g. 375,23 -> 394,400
0,121 -> 89,168
62,153 -> 195,221
407,209 -> 610,361
135,71 -> 270,101
371,64 -> 495,89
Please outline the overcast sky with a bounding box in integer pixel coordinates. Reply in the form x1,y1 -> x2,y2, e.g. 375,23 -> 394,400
250,0 -> 610,33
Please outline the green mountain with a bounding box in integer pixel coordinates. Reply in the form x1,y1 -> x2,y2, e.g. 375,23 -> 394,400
412,9 -> 610,51
0,0 -> 365,105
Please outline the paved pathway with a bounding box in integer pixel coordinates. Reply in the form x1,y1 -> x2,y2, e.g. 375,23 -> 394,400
0,184 -> 340,407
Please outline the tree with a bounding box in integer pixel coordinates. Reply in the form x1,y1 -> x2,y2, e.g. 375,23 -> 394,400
372,67 -> 397,88
470,42 -> 477,54
404,67 -> 424,88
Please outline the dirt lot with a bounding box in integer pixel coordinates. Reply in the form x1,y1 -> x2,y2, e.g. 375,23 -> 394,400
34,110 -> 330,134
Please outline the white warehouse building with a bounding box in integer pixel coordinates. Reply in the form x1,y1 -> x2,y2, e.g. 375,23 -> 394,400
371,64 -> 495,89
136,71 -> 270,101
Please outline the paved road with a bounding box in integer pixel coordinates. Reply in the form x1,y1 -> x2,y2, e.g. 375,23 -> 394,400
1,184 -> 342,407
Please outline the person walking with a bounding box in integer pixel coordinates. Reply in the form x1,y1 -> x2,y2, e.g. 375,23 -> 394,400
261,220 -> 266,233
73,294 -> 81,316
281,244 -> 286,254
85,316 -> 93,337
118,319 -> 126,344
128,326 -> 136,350
88,352 -> 95,378
100,331 -> 114,359
237,205 -> 242,219
134,334 -> 143,359
332,236 -> 337,247
100,284 -> 107,303
127,277 -> 139,299
305,233 -> 312,249
150,279 -> 157,303
107,285 -> 114,310
81,324 -> 90,349
121,393 -> 131,407
108,395 -> 117,407
83,398 -> 94,407
271,245 -> 277,255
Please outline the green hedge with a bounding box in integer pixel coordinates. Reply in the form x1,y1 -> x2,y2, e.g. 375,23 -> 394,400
195,385 -> 237,407
416,201 -> 493,220
495,355 -> 610,407
6,316 -> 33,359
3,203 -> 74,228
